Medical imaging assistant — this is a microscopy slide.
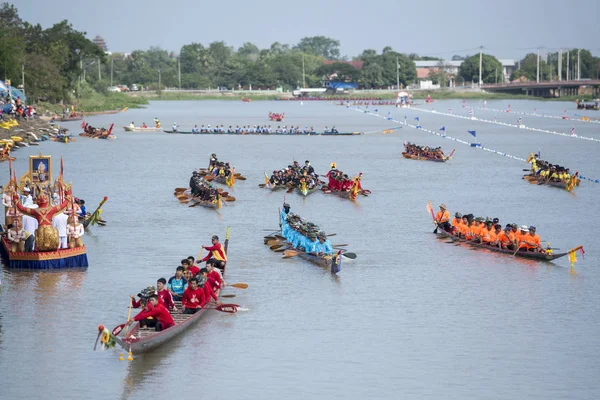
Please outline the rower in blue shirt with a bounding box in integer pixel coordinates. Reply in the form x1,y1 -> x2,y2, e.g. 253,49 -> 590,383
305,234 -> 318,253
317,232 -> 334,255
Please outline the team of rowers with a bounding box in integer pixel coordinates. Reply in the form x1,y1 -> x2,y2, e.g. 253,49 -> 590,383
267,160 -> 319,190
172,124 -> 340,134
404,142 -> 446,159
280,203 -> 335,256
526,153 -> 579,185
125,236 -> 229,332
208,154 -> 235,182
325,163 -> 363,193
435,204 -> 547,253
189,172 -> 221,202
81,122 -> 113,139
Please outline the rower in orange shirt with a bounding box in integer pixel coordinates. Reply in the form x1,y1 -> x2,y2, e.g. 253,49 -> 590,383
435,204 -> 451,232
465,218 -> 476,240
498,224 -> 517,250
515,225 -> 529,252
525,226 -> 544,252
480,220 -> 495,245
457,215 -> 469,238
470,217 -> 483,241
451,212 -> 462,234
491,224 -> 502,246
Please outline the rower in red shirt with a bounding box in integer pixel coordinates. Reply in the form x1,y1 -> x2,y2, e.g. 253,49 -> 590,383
156,277 -> 176,310
130,286 -> 164,308
201,235 -> 227,264
181,277 -> 206,313
198,269 -> 220,304
128,295 -> 175,332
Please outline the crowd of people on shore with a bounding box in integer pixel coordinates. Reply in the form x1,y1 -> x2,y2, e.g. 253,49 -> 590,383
433,203 -> 547,253
280,203 -> 335,256
267,160 -> 319,191
125,236 -> 228,332
0,94 -> 36,120
526,153 -> 580,187
403,142 -> 446,159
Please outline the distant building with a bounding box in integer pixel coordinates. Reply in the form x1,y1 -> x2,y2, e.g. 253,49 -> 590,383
93,35 -> 108,52
415,59 -> 516,84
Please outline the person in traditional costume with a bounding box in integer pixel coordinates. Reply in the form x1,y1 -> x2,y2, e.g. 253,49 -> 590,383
15,193 -> 70,251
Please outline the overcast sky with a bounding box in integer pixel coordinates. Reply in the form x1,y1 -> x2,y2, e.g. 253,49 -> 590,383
13,0 -> 600,59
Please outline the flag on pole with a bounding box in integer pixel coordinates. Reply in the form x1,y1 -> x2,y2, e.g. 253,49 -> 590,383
414,117 -> 419,121
468,130 -> 477,138
468,109 -> 473,116
517,117 -> 522,125
440,126 -> 446,132
404,115 -> 407,125
60,156 -> 64,178
570,127 -> 576,137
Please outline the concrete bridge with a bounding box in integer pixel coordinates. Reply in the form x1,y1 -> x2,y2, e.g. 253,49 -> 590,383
481,80 -> 600,98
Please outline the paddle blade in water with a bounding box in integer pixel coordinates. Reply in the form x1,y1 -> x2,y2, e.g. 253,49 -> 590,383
230,283 -> 248,289
342,252 -> 357,259
215,304 -> 239,313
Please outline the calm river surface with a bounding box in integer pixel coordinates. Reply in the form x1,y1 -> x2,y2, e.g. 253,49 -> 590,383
0,99 -> 599,400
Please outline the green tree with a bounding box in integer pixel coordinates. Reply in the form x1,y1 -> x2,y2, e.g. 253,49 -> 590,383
316,62 -> 360,82
360,63 -> 384,88
294,36 -> 340,59
458,53 -> 502,84
358,48 -> 416,87
0,3 -> 25,84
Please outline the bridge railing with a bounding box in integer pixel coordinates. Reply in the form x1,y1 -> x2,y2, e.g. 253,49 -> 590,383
482,80 -> 600,88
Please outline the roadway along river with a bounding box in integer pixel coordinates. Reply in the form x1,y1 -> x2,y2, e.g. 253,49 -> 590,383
1,99 -> 599,400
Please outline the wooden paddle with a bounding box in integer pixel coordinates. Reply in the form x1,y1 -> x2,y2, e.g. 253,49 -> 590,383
202,303 -> 239,313
229,283 -> 248,289
283,249 -> 299,257
221,294 -> 236,298
235,176 -> 247,181
259,184 -> 267,188
270,243 -> 285,250
223,196 -> 236,202
274,248 -> 287,252
341,252 -> 357,259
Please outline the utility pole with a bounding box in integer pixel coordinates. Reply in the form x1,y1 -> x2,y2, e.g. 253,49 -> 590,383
302,54 -> 306,88
396,56 -> 400,90
495,67 -> 497,84
566,50 -> 570,80
21,64 -> 25,97
558,49 -> 562,81
536,49 -> 540,83
80,58 -> 83,84
110,57 -> 114,86
158,68 -> 161,90
577,49 -> 581,80
98,57 -> 101,81
178,58 -> 181,90
478,46 -> 483,86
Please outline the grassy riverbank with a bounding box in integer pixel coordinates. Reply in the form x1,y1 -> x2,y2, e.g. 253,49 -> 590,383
35,93 -> 149,114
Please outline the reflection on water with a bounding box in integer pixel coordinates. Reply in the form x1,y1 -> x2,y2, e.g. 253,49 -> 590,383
0,99 -> 599,400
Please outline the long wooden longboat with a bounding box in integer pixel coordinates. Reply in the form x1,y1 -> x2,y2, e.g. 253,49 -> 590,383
113,300 -> 215,354
114,230 -> 231,353
265,233 -> 342,273
163,130 -> 362,136
188,196 -> 222,209
123,126 -> 162,132
435,228 -> 582,262
296,184 -> 318,196
402,151 -> 453,162
522,175 -> 579,191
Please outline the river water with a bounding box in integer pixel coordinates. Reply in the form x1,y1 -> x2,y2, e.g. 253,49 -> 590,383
0,99 -> 599,400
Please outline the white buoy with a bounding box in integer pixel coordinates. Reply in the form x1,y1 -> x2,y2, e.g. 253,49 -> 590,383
300,101 -> 303,106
